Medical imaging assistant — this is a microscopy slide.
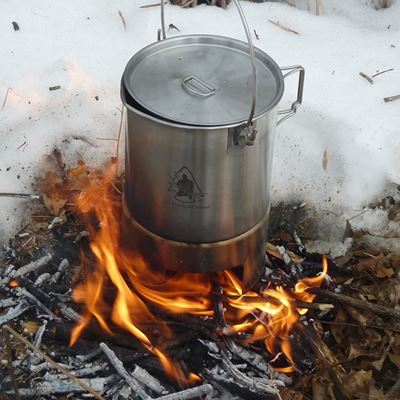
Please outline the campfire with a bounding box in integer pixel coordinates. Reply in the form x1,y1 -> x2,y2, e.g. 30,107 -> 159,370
2,155 -> 400,399
69,163 -> 328,379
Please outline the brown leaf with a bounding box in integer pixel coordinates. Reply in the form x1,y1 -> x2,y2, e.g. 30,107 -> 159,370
342,370 -> 373,398
21,321 -> 40,335
388,352 -> 400,368
278,388 -> 305,400
343,219 -> 353,240
312,376 -> 328,400
369,385 -> 385,400
388,204 -> 400,220
348,343 -> 368,361
344,305 -> 367,326
331,307 -> 348,344
67,163 -> 90,191
322,149 -> 328,170
266,242 -> 304,264
42,193 -> 67,216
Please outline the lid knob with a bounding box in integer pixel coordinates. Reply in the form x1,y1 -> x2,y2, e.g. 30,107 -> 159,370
182,75 -> 217,98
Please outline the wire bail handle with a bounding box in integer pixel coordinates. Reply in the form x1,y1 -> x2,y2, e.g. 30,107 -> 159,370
160,0 -> 258,146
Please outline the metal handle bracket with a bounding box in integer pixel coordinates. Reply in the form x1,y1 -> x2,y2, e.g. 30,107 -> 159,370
277,65 -> 305,126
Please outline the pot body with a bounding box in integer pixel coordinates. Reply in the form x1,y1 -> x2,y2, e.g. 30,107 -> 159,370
123,90 -> 278,244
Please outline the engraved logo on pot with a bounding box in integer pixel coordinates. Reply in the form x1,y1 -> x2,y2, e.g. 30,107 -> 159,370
167,167 -> 209,208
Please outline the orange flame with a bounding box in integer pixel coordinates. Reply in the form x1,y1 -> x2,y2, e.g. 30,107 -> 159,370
70,164 -> 328,379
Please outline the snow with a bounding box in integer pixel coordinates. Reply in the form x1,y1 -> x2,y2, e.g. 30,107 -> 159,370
0,0 -> 399,247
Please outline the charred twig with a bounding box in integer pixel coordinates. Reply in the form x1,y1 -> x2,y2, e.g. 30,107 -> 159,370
300,321 -> 349,400
0,298 -> 18,308
268,19 -> 299,35
168,23 -> 180,32
384,94 -> 400,103
132,364 -> 168,395
0,302 -> 30,325
118,10 -> 127,30
18,287 -> 58,318
212,283 -> 228,329
2,87 -> 11,110
100,342 -> 152,400
359,72 -> 374,84
224,339 -> 289,385
156,384 -> 213,400
2,325 -> 106,400
9,253 -> 52,278
140,1 -> 167,8
372,68 -> 394,77
311,288 -> 400,320
6,379 -> 107,397
0,192 -> 41,200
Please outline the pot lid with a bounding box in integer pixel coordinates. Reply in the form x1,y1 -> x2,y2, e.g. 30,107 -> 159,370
123,35 -> 284,127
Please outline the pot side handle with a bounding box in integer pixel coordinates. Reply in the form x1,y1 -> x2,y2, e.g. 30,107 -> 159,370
277,65 -> 305,126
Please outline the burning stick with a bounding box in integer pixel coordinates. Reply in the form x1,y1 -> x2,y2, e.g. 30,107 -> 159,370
100,342 -> 152,400
2,325 -> 106,400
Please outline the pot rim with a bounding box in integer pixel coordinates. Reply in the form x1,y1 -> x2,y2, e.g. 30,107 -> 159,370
121,34 -> 284,129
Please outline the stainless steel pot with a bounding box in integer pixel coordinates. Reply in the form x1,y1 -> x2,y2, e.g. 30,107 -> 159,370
121,0 -> 305,289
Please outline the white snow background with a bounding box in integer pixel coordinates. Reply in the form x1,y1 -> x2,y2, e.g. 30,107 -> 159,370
0,0 -> 399,252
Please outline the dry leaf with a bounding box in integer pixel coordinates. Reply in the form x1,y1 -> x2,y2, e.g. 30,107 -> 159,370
348,343 -> 368,361
21,320 -> 40,335
278,388 -> 305,400
266,242 -> 304,264
388,352 -> 400,368
312,376 -> 328,400
343,219 -> 353,240
344,305 -> 367,326
342,369 -> 373,398
331,307 -> 348,344
42,193 -> 67,216
322,149 -> 328,170
369,385 -> 385,400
